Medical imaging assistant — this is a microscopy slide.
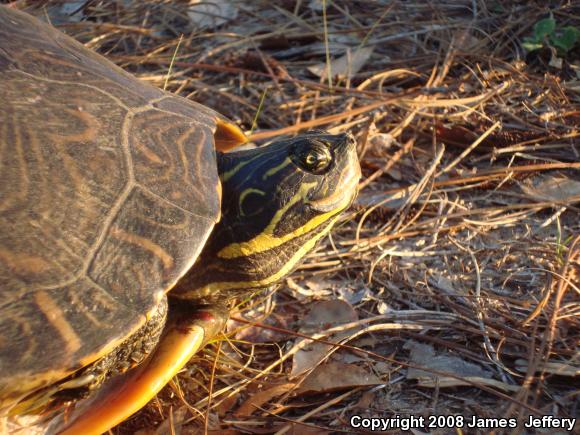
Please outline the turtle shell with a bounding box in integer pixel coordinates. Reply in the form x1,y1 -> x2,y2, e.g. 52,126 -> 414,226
0,6 -> 228,406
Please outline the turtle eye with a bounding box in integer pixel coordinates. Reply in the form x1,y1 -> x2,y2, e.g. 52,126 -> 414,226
295,141 -> 332,174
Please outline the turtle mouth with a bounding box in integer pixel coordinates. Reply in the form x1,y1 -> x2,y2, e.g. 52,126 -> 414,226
309,164 -> 359,213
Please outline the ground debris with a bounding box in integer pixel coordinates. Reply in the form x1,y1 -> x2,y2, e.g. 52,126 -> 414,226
11,1 -> 579,433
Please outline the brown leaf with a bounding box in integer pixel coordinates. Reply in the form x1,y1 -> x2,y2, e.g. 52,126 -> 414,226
402,341 -> 521,391
291,300 -> 358,378
405,341 -> 492,382
515,359 -> 580,377
215,393 -> 239,417
520,174 -> 580,202
298,362 -> 382,393
354,391 -> 375,409
235,383 -> 296,417
187,0 -> 238,29
308,46 -> 374,79
228,307 -> 293,344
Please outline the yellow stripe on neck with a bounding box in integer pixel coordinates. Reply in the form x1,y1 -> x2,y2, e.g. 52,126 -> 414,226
217,181 -> 348,260
195,216 -> 340,295
262,157 -> 292,179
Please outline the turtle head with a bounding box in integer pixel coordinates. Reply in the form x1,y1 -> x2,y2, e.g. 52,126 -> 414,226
173,131 -> 360,301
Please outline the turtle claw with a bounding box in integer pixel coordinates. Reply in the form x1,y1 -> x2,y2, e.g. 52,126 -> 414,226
52,305 -> 228,435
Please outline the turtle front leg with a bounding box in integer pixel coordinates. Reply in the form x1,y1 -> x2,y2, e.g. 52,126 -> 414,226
53,305 -> 228,435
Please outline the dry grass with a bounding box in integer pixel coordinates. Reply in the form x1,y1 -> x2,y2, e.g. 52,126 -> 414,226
6,0 -> 579,434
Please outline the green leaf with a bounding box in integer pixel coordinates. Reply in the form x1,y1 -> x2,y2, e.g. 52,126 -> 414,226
551,27 -> 579,53
524,34 -> 541,44
570,26 -> 580,39
533,16 -> 556,40
522,41 -> 543,52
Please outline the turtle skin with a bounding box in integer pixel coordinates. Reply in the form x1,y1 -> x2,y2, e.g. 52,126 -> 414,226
0,5 -> 229,409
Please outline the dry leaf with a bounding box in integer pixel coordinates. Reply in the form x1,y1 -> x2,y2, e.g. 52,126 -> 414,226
369,133 -> 396,150
549,54 -> 564,69
355,188 -> 411,211
453,28 -> 480,50
417,376 -> 520,393
235,383 -> 296,417
520,174 -> 580,202
515,359 -> 580,377
291,300 -> 358,378
286,277 -> 333,299
188,0 -> 238,29
405,341 -> 492,385
227,307 -> 292,344
298,362 -> 382,393
336,285 -> 373,305
354,391 -> 375,409
308,46 -> 374,79
404,342 -> 519,391
148,406 -> 187,435
215,393 -> 239,417
42,2 -> 85,25
429,273 -> 469,305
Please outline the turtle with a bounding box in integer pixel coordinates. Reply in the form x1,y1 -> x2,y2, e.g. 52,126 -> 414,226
0,5 -> 360,434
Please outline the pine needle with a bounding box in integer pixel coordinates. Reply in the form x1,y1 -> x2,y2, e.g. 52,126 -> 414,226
164,34 -> 183,91
249,87 -> 268,136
